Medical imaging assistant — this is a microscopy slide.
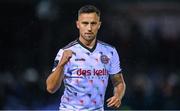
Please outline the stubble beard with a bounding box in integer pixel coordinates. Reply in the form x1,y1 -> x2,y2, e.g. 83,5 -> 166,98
81,34 -> 96,42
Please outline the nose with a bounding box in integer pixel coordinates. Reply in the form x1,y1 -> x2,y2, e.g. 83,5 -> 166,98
87,24 -> 92,31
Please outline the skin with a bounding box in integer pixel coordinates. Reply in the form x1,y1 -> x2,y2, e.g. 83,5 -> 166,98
76,12 -> 101,48
46,12 -> 126,109
107,73 -> 126,108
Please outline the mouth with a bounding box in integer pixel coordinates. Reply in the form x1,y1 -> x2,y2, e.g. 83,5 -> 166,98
85,33 -> 93,35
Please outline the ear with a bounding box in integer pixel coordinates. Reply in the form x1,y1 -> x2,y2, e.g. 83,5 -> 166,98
76,20 -> 80,29
98,21 -> 102,29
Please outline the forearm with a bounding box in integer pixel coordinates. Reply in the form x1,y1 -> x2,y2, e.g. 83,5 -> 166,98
111,73 -> 126,100
46,65 -> 64,94
107,73 -> 126,108
114,81 -> 126,100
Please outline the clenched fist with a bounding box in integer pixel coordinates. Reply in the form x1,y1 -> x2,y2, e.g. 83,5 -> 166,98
58,50 -> 73,66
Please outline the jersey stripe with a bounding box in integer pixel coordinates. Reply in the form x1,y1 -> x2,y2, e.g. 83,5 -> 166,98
63,39 -> 78,49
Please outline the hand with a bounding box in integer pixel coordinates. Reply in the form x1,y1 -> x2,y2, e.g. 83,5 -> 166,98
58,50 -> 73,66
106,96 -> 121,108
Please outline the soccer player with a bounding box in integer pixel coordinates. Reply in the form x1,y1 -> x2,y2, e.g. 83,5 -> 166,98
46,5 -> 126,111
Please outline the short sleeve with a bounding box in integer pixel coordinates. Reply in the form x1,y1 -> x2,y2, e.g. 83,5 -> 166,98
109,48 -> 122,75
52,49 -> 64,72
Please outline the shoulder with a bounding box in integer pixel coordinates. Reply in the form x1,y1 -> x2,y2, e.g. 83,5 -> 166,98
97,40 -> 119,56
55,39 -> 78,58
97,40 -> 115,49
62,39 -> 78,49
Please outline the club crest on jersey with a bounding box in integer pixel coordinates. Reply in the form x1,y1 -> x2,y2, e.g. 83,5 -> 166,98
100,55 -> 109,64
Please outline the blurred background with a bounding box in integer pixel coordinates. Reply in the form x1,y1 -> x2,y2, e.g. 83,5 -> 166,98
0,0 -> 180,110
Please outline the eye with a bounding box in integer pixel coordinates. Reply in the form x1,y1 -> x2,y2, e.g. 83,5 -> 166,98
91,22 -> 97,25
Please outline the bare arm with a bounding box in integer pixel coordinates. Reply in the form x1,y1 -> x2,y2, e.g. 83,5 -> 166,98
107,73 -> 126,108
46,50 -> 72,94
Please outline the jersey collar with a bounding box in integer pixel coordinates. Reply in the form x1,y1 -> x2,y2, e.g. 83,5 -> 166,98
77,38 -> 97,53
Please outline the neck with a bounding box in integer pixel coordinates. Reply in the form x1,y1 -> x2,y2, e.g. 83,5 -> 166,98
79,37 -> 96,49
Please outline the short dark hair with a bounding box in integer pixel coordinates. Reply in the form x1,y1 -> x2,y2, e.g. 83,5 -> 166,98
78,5 -> 101,17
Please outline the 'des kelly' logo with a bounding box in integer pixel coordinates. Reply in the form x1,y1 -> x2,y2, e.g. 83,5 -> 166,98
100,55 -> 109,64
77,68 -> 108,76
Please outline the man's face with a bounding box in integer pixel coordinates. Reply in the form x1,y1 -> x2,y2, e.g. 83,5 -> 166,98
76,12 -> 101,42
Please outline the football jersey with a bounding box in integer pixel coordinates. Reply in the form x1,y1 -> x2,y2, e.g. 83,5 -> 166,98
52,39 -> 122,111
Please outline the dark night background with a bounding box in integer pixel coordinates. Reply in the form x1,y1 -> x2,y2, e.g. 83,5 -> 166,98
0,0 -> 180,110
